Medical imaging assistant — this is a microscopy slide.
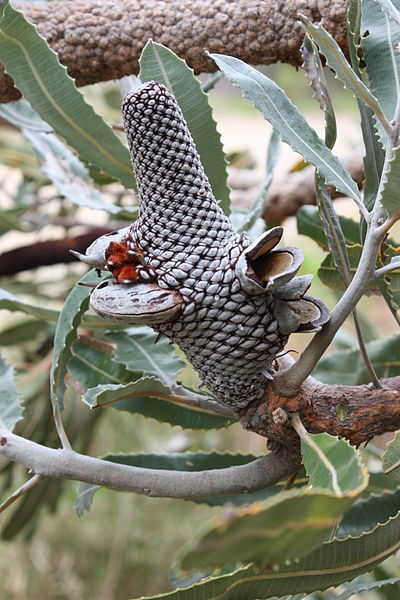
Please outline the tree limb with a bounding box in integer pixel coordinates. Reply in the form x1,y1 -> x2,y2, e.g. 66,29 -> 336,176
0,425 -> 299,499
0,227 -> 111,276
1,0 -> 350,104
241,374 -> 400,453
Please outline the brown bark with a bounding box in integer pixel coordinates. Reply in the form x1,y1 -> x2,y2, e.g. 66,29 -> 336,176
2,0 -> 350,103
241,376 -> 400,455
0,227 -> 111,276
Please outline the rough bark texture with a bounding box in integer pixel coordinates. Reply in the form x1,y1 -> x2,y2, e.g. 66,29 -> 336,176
241,376 -> 400,455
2,0 -> 350,103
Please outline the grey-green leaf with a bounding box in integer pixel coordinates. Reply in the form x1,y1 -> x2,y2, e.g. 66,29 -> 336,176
139,41 -> 230,214
382,431 -> 400,480
50,272 -> 94,413
0,2 -> 135,188
105,326 -> 185,385
210,53 -> 361,205
81,376 -> 233,430
0,355 -> 23,431
300,15 -> 390,137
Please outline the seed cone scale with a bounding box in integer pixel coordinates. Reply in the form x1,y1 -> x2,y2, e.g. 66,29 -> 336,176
80,81 -> 329,412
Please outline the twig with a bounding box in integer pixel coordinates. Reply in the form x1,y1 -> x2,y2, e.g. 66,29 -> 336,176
0,473 -> 43,514
0,426 -> 299,500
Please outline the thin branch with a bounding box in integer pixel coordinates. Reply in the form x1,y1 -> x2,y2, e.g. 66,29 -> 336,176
0,426 -> 299,500
273,208 -> 388,396
352,310 -> 382,388
375,261 -> 400,278
170,384 -> 236,418
0,473 -> 43,513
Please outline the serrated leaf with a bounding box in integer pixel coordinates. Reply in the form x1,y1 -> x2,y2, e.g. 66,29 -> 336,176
303,35 -> 337,149
179,488 -> 357,572
361,0 -> 400,144
382,432 -> 400,480
301,16 -> 390,136
68,336 -> 142,390
140,510 -> 400,599
81,376 -> 233,430
0,2 -> 135,188
0,319 -> 51,345
0,101 -> 126,215
50,272 -> 94,412
298,430 -> 368,496
377,143 -> 400,217
337,576 -> 400,599
105,326 -> 185,384
75,452 -> 262,516
0,355 -> 23,430
337,489 -> 400,538
210,53 -> 361,205
139,41 -> 230,214
313,334 -> 400,384
347,0 -> 363,74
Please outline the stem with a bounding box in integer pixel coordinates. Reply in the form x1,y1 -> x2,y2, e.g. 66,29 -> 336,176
0,427 -> 299,500
352,310 -> 382,389
274,208 -> 387,396
0,474 -> 43,514
54,404 -> 72,450
375,260 -> 400,278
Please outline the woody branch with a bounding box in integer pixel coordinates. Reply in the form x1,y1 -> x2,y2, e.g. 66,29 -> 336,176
0,0 -> 350,104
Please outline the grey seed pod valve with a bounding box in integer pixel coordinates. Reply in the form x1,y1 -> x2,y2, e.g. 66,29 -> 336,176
73,81 -> 330,415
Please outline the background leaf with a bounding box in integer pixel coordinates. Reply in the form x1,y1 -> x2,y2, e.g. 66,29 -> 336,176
313,334 -> 400,384
0,101 -> 128,216
0,355 -> 23,431
0,2 -> 135,188
143,509 -> 400,599
139,41 -> 230,214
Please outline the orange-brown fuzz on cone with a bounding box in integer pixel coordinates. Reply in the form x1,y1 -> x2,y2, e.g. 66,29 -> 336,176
105,240 -> 141,283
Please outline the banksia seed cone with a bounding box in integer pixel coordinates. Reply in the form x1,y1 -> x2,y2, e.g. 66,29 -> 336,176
75,81 -> 330,413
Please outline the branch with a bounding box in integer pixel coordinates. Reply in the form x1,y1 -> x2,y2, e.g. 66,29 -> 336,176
243,374 -> 400,452
1,0 -> 350,104
273,207 -> 389,396
0,227 -> 112,276
0,426 -> 299,499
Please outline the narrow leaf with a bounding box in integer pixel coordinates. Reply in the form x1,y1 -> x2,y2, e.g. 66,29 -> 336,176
139,41 -> 230,214
50,272 -> 94,413
301,15 -> 390,136
337,489 -> 400,538
361,0 -> 400,143
377,143 -> 400,217
297,205 -> 361,250
0,355 -> 23,430
303,35 -> 337,149
337,577 -> 400,600
210,53 -> 362,205
0,2 -> 135,188
81,376 -> 233,429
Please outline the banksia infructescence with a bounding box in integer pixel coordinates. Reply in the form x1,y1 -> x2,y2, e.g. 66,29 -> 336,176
74,81 -> 329,413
